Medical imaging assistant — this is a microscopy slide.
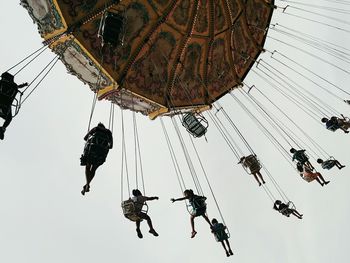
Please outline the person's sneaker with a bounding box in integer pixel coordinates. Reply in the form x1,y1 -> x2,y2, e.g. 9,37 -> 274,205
136,229 -> 143,239
229,249 -> 233,255
325,181 -> 330,185
149,229 -> 159,237
340,165 -> 346,169
226,251 -> 230,257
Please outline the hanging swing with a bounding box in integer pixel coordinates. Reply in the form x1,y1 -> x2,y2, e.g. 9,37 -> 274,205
182,112 -> 208,138
212,222 -> 231,242
187,195 -> 207,217
81,128 -> 113,166
239,154 -> 262,175
0,72 -> 26,120
98,9 -> 125,47
122,198 -> 149,222
277,201 -> 297,217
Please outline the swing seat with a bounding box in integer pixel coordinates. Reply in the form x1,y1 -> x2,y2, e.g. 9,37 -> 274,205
322,157 -> 336,170
242,155 -> 261,174
98,11 -> 124,47
326,123 -> 339,132
121,199 -> 148,222
189,196 -> 207,217
212,224 -> 230,242
81,133 -> 111,166
182,113 -> 208,138
279,201 -> 295,217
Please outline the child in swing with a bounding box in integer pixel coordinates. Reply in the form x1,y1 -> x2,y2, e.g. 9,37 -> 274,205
211,218 -> 233,257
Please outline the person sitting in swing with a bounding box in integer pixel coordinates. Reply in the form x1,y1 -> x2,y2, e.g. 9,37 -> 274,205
290,148 -> 314,170
80,122 -> 113,195
273,200 -> 303,219
211,218 -> 233,257
171,189 -> 211,238
0,72 -> 28,140
321,115 -> 350,133
317,158 -> 345,170
238,155 -> 266,186
130,189 -> 159,239
297,162 -> 330,186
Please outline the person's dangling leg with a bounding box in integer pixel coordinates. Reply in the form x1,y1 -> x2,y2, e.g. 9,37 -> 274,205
225,239 -> 233,255
139,212 -> 158,236
317,173 -> 330,185
220,241 -> 230,257
252,173 -> 262,186
190,215 -> 197,238
257,171 -> 266,184
135,220 -> 143,238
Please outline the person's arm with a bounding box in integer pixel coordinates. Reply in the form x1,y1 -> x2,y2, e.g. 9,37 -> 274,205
171,196 -> 188,202
84,127 -> 96,141
146,196 -> 159,201
18,82 -> 28,88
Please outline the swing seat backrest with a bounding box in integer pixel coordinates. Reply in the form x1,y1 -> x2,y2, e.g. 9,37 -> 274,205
244,155 -> 261,173
188,196 -> 207,216
0,80 -> 18,105
87,131 -> 112,149
121,199 -> 148,222
279,201 -> 296,217
322,159 -> 335,170
98,12 -> 124,47
182,113 -> 208,138
294,151 -> 309,163
326,123 -> 339,132
212,224 -> 230,242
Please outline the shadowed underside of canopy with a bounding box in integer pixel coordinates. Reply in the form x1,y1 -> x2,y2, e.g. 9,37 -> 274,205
22,0 -> 275,119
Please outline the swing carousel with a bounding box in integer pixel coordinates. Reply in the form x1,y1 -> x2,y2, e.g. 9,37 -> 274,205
9,0 -> 350,256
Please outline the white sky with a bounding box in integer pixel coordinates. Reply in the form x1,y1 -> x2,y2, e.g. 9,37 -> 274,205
1,1 -> 350,262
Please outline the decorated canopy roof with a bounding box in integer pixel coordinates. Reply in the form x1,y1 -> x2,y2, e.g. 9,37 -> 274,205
22,0 -> 275,119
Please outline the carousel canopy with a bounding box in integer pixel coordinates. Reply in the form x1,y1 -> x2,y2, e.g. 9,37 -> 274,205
22,0 -> 275,119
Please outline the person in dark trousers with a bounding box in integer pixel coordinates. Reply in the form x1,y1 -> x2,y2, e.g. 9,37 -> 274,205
171,189 -> 211,238
211,218 -> 233,257
317,158 -> 345,170
0,72 -> 28,140
273,200 -> 303,219
131,189 -> 159,239
80,123 -> 113,195
321,115 -> 350,133
297,163 -> 330,187
239,155 -> 266,186
290,148 -> 314,170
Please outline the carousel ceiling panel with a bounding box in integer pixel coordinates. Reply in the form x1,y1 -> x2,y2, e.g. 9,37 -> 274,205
207,34 -> 239,102
53,0 -> 112,26
170,38 -> 208,107
232,16 -> 263,78
74,1 -> 158,83
192,0 -> 210,37
246,0 -> 274,47
125,25 -> 181,107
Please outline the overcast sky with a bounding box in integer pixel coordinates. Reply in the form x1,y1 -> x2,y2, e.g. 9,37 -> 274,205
1,1 -> 350,263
